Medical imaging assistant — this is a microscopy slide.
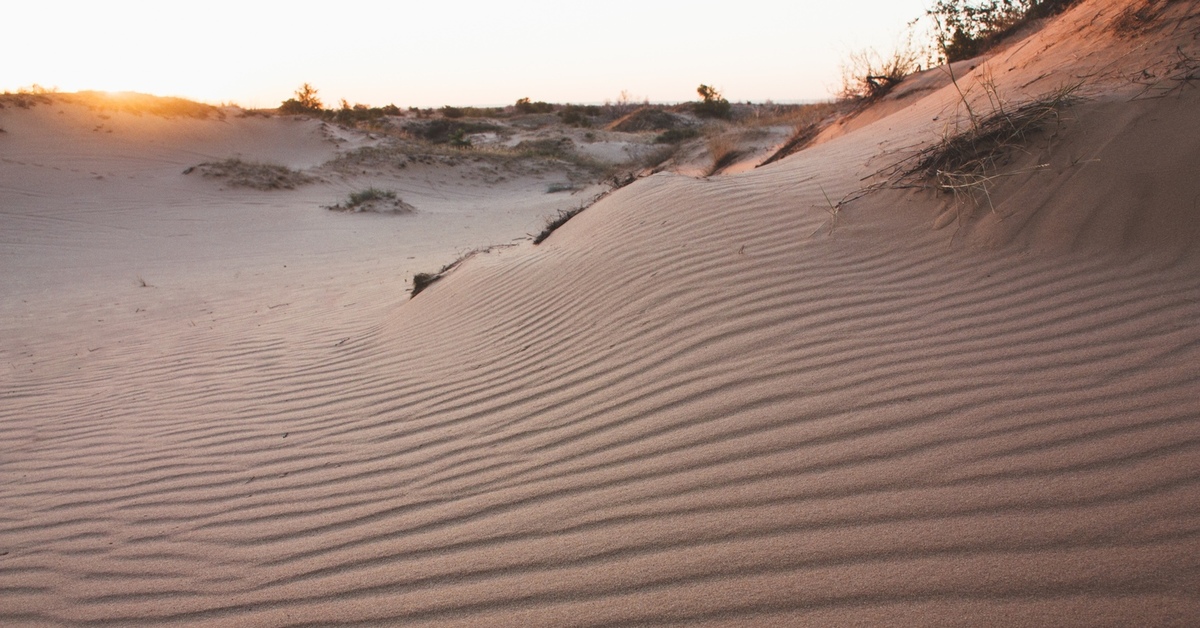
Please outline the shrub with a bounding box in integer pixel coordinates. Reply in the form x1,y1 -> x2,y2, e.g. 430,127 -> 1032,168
514,137 -> 573,159
411,272 -> 440,296
882,82 -> 1083,225
441,105 -> 464,119
279,83 -> 324,115
839,45 -> 922,101
927,0 -> 1080,62
609,107 -> 686,132
693,84 -> 732,119
183,158 -> 314,190
407,119 -> 498,143
448,128 -> 472,147
327,187 -> 416,213
515,97 -> 555,114
559,104 -> 601,127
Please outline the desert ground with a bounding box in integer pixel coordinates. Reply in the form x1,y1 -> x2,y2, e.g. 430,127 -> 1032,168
2,0 -> 1199,625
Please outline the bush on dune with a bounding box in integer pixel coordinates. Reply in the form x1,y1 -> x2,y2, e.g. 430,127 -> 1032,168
927,0 -> 1081,62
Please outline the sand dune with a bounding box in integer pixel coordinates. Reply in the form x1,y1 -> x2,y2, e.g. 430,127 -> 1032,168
3,0 -> 1199,625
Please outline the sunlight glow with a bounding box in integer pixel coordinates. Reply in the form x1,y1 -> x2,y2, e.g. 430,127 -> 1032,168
6,0 -> 933,107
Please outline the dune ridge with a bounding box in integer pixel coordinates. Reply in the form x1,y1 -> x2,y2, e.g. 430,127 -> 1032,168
3,0 -> 1200,625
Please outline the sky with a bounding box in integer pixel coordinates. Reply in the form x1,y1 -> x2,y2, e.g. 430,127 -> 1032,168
4,0 -> 933,108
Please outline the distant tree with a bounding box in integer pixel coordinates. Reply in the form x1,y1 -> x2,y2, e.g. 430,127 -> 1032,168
515,97 -> 554,114
279,83 -> 324,114
693,84 -> 731,119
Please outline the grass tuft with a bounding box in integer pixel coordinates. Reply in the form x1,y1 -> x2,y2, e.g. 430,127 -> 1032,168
900,82 -> 1082,185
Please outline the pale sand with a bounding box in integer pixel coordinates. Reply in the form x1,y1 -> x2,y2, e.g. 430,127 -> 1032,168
3,0 -> 1200,625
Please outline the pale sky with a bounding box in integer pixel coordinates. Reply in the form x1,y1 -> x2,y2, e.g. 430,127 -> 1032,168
5,0 -> 932,108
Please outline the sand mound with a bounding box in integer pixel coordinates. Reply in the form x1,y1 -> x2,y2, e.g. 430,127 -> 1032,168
2,0 -> 1198,625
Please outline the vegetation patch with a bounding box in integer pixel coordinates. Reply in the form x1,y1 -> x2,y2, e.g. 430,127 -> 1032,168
0,91 -> 53,109
705,132 -> 744,176
839,46 -> 922,101
326,187 -> 415,213
533,206 -> 588,244
894,83 -> 1081,186
183,158 -> 314,190
862,82 -> 1085,233
609,107 -> 688,132
693,84 -> 732,119
927,0 -> 1081,62
407,119 -> 499,144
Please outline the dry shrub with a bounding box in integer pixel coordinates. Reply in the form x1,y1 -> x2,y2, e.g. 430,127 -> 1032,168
326,187 -> 415,213
705,132 -> 743,176
876,82 -> 1083,227
839,45 -> 923,101
607,107 -> 687,132
183,158 -> 314,190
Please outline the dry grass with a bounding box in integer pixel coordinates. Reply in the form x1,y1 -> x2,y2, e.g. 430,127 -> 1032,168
183,158 -> 315,190
890,82 -> 1082,188
839,45 -> 923,101
705,131 -> 743,176
868,81 -> 1084,233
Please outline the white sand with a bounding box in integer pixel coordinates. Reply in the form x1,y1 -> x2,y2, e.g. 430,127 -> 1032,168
2,0 -> 1199,625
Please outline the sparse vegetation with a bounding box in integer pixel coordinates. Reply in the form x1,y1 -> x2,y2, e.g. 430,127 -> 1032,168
327,187 -> 415,213
705,131 -> 743,176
610,107 -> 689,133
183,158 -> 315,190
1112,0 -> 1179,36
879,81 -> 1084,229
534,206 -> 589,244
839,44 -> 923,101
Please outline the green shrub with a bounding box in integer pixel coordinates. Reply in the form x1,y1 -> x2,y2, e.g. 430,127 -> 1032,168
559,104 -> 601,127
515,97 -> 555,114
279,83 -> 323,115
349,187 -> 395,205
693,84 -> 732,119
927,0 -> 1080,62
328,187 -> 415,213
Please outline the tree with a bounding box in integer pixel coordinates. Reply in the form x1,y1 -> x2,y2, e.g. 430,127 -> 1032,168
279,83 -> 324,114
693,84 -> 731,119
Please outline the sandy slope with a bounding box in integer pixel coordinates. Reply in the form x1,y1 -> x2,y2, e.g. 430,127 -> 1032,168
3,0 -> 1200,625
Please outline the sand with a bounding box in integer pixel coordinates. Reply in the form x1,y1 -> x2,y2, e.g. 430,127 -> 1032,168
2,0 -> 1199,625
